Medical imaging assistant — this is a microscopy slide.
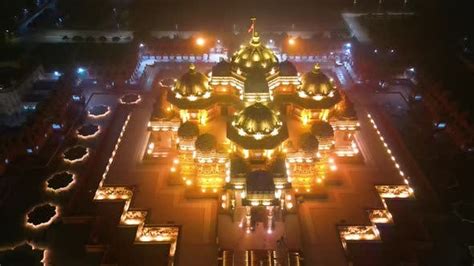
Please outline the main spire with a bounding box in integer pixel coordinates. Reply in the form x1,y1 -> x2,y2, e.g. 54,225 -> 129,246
247,17 -> 258,37
248,17 -> 261,46
250,17 -> 256,37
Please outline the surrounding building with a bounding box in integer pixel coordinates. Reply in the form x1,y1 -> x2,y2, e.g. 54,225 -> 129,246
0,65 -> 46,118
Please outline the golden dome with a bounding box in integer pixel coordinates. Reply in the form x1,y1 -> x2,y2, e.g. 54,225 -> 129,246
231,33 -> 279,75
299,64 -> 336,97
232,103 -> 282,137
173,64 -> 211,98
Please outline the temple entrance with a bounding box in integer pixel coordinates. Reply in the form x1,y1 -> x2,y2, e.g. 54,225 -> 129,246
250,207 -> 268,230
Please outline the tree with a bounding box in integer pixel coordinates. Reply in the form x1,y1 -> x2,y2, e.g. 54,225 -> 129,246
310,121 -> 334,138
177,121 -> 199,139
195,133 -> 216,152
299,133 -> 319,153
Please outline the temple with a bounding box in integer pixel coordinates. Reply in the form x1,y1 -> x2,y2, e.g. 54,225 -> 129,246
147,23 -> 360,235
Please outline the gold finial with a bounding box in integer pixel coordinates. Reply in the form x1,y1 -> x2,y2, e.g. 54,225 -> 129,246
250,32 -> 261,46
250,17 -> 257,37
189,63 -> 196,71
312,63 -> 321,73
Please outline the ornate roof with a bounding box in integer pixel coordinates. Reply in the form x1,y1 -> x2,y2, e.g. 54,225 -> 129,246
273,93 -> 341,110
230,33 -> 279,76
299,64 -> 336,98
232,103 -> 281,137
279,61 -> 298,76
227,103 -> 288,149
244,69 -> 269,94
211,59 -> 232,77
173,64 -> 211,98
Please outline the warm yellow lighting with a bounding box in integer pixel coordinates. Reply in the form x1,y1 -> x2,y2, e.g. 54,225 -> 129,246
185,179 -> 192,186
301,109 -> 311,125
288,38 -> 296,46
196,37 -> 205,46
198,110 -> 208,125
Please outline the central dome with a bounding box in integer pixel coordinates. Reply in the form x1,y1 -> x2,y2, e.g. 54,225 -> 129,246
233,103 -> 282,137
173,64 -> 211,98
231,33 -> 279,75
299,64 -> 336,97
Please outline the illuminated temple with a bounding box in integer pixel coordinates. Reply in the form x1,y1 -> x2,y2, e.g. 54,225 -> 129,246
147,27 -> 360,233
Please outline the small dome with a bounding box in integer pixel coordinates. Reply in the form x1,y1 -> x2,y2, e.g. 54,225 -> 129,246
233,103 -> 281,136
174,64 -> 210,97
231,33 -> 279,75
299,64 -> 335,97
211,59 -> 231,77
279,61 -> 298,76
177,121 -> 199,138
310,121 -> 334,138
195,133 -> 217,152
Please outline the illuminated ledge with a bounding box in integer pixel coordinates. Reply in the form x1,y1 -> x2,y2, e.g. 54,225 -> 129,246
88,109 -> 181,262
330,120 -> 360,131
334,141 -> 360,157
339,225 -> 381,242
375,185 -> 414,199
136,225 -> 180,257
94,186 -> 180,259
337,113 -> 418,257
147,120 -> 180,132
121,210 -> 148,226
94,186 -> 133,201
368,209 -> 393,224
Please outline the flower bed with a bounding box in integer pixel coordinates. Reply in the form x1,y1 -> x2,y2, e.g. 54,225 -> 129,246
77,124 -> 100,139
26,204 -> 58,228
120,93 -> 141,105
63,145 -> 89,163
88,105 -> 110,118
46,171 -> 75,192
